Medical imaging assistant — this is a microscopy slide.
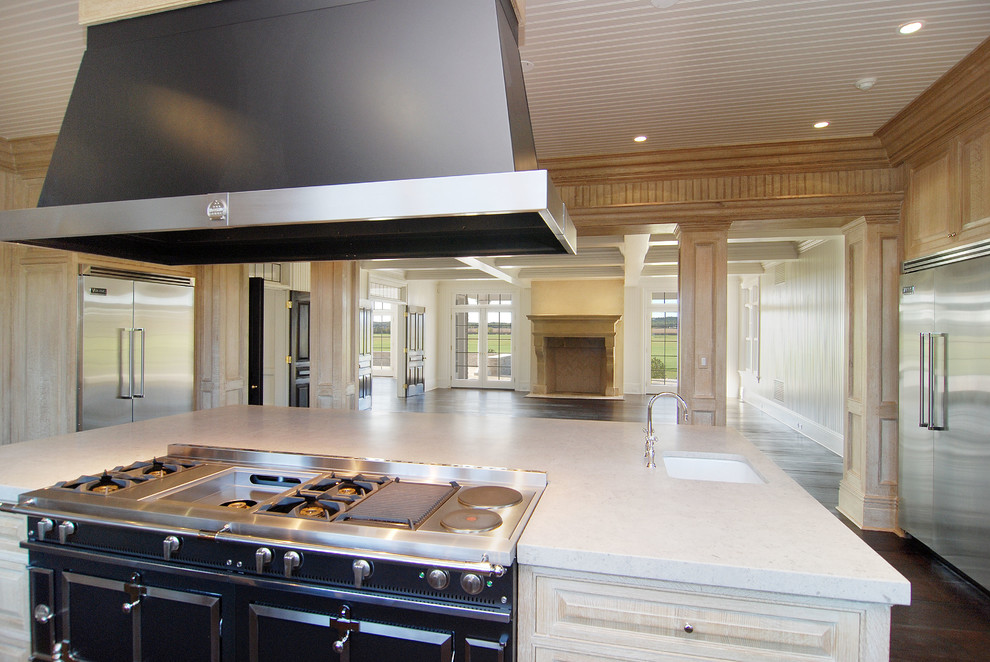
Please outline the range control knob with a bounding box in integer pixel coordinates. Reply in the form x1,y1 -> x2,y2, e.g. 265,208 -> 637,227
57,521 -> 76,544
460,573 -> 484,596
255,547 -> 273,573
426,569 -> 450,590
283,551 -> 302,578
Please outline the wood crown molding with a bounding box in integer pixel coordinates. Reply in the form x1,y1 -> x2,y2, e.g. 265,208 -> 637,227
877,35 -> 990,167
542,136 -> 892,185
79,0 -> 220,25
0,135 -> 57,180
0,139 -> 13,174
568,193 -> 904,237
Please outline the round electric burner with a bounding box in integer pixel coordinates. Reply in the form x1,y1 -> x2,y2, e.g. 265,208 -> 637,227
89,483 -> 120,494
440,508 -> 502,533
220,500 -> 256,509
457,486 -> 522,510
299,504 -> 329,518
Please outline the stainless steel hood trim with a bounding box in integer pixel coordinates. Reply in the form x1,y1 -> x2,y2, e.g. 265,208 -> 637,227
0,170 -> 576,263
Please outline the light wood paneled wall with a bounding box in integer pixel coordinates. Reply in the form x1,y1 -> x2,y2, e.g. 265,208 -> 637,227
195,264 -> 249,410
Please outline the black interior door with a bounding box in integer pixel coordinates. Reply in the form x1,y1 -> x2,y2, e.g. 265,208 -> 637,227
404,306 -> 425,398
248,277 -> 264,405
288,290 -> 311,407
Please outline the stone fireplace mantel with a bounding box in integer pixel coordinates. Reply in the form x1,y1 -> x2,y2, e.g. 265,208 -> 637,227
527,314 -> 621,397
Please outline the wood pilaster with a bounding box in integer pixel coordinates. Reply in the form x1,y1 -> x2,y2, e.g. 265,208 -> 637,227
195,264 -> 249,410
838,216 -> 901,531
675,221 -> 730,426
311,261 -> 360,410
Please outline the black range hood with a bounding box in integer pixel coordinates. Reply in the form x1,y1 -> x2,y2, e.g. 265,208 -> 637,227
0,0 -> 574,264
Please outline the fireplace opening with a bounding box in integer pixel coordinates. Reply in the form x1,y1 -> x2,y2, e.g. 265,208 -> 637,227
527,314 -> 621,398
546,337 -> 607,395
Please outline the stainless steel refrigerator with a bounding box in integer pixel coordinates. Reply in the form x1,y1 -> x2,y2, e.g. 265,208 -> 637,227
79,270 -> 195,430
899,247 -> 990,592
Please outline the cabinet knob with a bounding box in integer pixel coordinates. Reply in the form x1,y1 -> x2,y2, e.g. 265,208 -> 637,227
33,604 -> 53,624
684,623 -> 694,633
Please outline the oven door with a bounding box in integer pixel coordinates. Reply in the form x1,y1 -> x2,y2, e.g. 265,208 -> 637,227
28,544 -> 512,662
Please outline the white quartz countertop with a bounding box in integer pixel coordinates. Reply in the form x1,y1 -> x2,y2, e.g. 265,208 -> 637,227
0,405 -> 910,606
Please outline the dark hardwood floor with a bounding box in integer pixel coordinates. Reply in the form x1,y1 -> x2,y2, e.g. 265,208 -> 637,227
370,380 -> 990,662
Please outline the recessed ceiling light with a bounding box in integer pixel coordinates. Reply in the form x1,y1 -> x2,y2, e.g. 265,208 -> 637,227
813,121 -> 830,129
898,21 -> 924,35
633,135 -> 648,142
650,0 -> 680,8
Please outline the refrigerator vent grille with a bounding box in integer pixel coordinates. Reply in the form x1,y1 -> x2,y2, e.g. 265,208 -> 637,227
83,266 -> 193,287
903,238 -> 990,273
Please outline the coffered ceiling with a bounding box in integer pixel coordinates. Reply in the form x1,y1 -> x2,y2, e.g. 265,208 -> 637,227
1,0 -> 988,281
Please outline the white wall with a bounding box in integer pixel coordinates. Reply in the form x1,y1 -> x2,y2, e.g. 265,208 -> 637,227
738,239 -> 845,455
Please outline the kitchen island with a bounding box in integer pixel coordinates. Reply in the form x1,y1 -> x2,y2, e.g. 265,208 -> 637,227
0,405 -> 909,661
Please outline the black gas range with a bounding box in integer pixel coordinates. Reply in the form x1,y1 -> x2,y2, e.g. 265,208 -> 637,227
6,444 -> 546,661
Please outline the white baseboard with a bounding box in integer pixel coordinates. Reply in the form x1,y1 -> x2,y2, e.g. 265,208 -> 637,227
741,392 -> 843,456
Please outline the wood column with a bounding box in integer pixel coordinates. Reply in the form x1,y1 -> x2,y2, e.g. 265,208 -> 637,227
195,264 -> 249,409
311,261 -> 360,410
675,221 -> 730,426
2,245 -> 77,444
838,216 -> 901,531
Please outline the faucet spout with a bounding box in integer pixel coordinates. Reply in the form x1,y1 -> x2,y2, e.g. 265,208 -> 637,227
644,392 -> 689,468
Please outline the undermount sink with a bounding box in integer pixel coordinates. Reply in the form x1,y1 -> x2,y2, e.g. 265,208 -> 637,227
661,452 -> 766,484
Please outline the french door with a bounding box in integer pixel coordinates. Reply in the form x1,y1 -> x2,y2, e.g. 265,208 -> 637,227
452,294 -> 514,389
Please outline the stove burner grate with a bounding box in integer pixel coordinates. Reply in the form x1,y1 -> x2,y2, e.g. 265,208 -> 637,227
337,481 -> 458,529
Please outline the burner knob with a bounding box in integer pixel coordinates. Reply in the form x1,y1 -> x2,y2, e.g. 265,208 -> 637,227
57,521 -> 76,544
352,559 -> 373,588
426,569 -> 450,590
255,547 -> 273,573
162,535 -> 181,560
283,551 -> 302,577
36,518 -> 54,540
460,573 -> 484,596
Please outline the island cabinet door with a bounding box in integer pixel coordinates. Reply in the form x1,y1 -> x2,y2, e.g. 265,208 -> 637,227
518,566 -> 889,662
55,570 -> 221,662
246,603 -> 455,661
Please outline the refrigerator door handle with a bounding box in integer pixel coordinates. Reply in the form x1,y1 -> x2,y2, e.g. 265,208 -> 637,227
134,328 -> 146,399
930,332 -> 947,430
119,328 -> 133,400
919,332 -> 928,428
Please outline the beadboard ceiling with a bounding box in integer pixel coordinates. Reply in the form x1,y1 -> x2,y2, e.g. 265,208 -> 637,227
1,0 -> 988,281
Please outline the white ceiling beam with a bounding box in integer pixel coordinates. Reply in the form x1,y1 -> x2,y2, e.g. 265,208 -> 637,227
622,234 -> 650,287
457,257 -> 522,286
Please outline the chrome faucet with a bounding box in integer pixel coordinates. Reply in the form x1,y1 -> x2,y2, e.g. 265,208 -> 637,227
644,392 -> 690,468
